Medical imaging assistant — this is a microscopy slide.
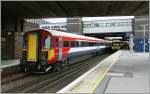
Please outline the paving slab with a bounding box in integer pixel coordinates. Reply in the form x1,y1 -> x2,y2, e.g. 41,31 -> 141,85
105,51 -> 149,94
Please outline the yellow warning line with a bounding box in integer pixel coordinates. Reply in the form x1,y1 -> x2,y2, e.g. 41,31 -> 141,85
88,58 -> 116,94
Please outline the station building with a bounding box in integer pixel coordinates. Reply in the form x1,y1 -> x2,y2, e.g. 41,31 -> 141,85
39,18 -> 133,34
1,16 -> 149,60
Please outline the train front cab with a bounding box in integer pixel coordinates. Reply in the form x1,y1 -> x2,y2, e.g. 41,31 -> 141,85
20,30 -> 54,72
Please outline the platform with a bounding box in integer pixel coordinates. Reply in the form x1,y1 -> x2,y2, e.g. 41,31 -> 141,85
57,50 -> 149,94
105,51 -> 149,94
1,59 -> 20,69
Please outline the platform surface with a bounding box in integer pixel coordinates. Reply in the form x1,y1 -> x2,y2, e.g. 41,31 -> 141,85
1,59 -> 20,69
105,51 -> 149,94
58,50 -> 149,94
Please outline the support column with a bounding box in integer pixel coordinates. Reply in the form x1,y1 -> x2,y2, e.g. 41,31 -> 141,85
67,17 -> 83,34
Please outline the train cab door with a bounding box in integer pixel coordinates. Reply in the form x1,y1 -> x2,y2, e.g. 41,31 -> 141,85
58,37 -> 62,61
27,32 -> 38,61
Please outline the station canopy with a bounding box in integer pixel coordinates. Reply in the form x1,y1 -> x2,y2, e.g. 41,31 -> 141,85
2,1 -> 148,19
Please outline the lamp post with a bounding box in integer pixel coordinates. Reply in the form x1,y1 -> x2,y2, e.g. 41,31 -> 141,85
140,24 -> 149,53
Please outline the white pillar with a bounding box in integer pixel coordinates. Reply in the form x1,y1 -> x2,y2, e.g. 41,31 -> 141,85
140,24 -> 148,53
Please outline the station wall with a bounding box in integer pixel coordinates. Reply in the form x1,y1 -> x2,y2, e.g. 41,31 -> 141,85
83,19 -> 132,34
134,16 -> 149,52
1,17 -> 21,60
1,32 -> 15,60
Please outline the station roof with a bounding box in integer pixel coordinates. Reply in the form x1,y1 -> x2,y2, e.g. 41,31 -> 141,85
2,1 -> 149,19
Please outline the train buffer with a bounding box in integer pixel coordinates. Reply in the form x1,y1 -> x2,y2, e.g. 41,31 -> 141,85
57,50 -> 149,94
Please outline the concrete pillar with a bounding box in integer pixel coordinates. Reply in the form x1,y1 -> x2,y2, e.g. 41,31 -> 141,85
14,19 -> 24,59
1,17 -> 39,60
14,32 -> 23,59
15,20 -> 39,59
23,20 -> 39,32
67,17 -> 83,34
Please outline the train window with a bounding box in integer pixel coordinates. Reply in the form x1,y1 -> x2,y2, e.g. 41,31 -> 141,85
101,43 -> 106,46
96,43 -> 98,46
44,36 -> 51,49
97,43 -> 99,46
83,42 -> 86,46
81,41 -> 88,47
63,41 -> 69,47
84,42 -> 87,47
95,42 -> 97,46
92,42 -> 94,46
85,42 -> 89,47
71,41 -> 78,47
81,41 -> 84,47
81,41 -> 86,47
88,42 -> 90,47
93,42 -> 96,46
89,42 -> 92,46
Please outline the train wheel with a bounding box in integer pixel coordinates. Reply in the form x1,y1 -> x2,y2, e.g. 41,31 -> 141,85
63,59 -> 69,67
52,62 -> 62,72
42,66 -> 47,73
66,59 -> 70,67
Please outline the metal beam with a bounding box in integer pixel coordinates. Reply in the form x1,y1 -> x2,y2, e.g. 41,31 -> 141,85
56,2 -> 72,17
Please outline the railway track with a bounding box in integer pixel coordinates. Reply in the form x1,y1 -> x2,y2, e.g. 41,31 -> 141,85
2,53 -> 111,93
1,72 -> 30,85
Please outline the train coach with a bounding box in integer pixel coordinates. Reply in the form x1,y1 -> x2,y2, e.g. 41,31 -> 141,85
20,29 -> 110,73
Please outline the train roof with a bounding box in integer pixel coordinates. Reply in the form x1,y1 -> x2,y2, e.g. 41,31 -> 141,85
40,28 -> 108,42
26,28 -> 110,43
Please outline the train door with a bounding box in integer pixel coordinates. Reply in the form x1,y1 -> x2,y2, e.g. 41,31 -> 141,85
27,32 -> 38,61
58,37 -> 62,61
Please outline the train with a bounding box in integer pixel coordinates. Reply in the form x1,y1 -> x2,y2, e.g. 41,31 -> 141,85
111,40 -> 129,51
20,29 -> 111,73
